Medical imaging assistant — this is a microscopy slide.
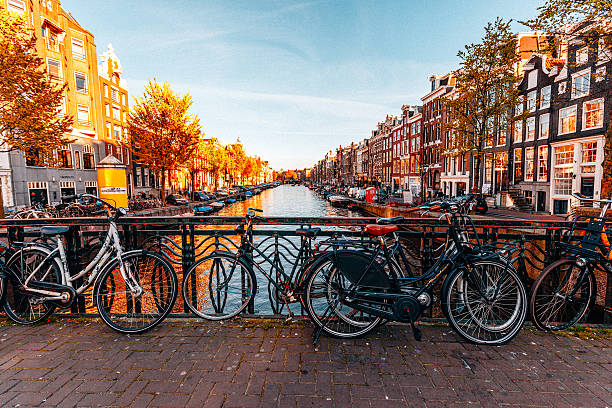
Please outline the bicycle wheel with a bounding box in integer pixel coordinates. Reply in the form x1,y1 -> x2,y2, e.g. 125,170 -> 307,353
4,247 -> 62,324
182,252 -> 256,320
529,259 -> 595,331
303,255 -> 383,339
94,251 -> 178,334
442,260 -> 527,345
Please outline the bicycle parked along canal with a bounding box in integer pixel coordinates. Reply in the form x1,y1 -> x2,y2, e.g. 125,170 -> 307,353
303,195 -> 527,345
530,193 -> 612,331
2,194 -> 178,333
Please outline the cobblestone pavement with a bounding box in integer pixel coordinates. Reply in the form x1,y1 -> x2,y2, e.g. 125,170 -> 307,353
0,319 -> 610,407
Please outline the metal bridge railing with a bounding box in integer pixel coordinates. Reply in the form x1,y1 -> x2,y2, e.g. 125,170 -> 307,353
0,216 -> 609,322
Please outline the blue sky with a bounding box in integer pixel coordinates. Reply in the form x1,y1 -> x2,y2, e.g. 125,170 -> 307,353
63,0 -> 542,170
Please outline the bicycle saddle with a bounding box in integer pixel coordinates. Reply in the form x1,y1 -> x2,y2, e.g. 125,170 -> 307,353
376,216 -> 404,225
296,227 -> 321,238
40,226 -> 69,236
365,224 -> 398,236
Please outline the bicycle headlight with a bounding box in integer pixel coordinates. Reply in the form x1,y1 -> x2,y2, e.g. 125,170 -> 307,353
576,258 -> 586,267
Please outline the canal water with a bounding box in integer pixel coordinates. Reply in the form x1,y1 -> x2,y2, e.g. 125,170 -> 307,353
192,185 -> 366,315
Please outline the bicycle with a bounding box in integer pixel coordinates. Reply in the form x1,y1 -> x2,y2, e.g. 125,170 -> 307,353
302,197 -> 528,345
181,207 -> 330,320
529,193 -> 612,331
2,194 -> 178,334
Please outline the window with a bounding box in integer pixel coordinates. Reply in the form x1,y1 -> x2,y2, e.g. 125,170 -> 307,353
114,127 -> 121,140
77,104 -> 89,125
555,144 -> 574,165
82,145 -> 95,169
576,46 -> 588,65
71,38 -> 85,60
527,70 -> 538,89
111,88 -> 119,103
554,167 -> 573,195
538,146 -> 548,181
498,121 -> 508,146
7,0 -> 25,12
74,150 -> 81,169
513,121 -> 523,143
558,82 -> 567,94
112,106 -> 120,120
104,84 -> 109,98
559,105 -> 576,134
47,58 -> 61,80
75,72 -> 87,93
527,91 -> 537,112
526,117 -> 536,141
540,86 -> 551,109
57,96 -> 66,117
525,147 -> 534,181
516,98 -> 524,116
105,103 -> 110,117
599,38 -> 611,62
514,148 -> 522,182
539,114 -> 549,139
57,145 -> 72,168
25,149 -> 44,167
485,154 -> 493,183
583,99 -> 604,130
595,66 -> 606,82
582,141 -> 597,163
571,69 -> 590,98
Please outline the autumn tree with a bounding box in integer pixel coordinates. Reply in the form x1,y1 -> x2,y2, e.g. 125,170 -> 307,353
129,79 -> 201,203
442,18 -> 522,193
201,138 -> 227,190
522,0 -> 612,197
185,136 -> 209,199
0,9 -> 72,215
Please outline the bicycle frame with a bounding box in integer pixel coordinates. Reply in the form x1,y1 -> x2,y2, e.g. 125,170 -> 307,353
20,218 -> 139,301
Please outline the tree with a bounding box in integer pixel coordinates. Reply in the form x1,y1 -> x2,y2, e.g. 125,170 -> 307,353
201,138 -> 227,190
0,9 -> 72,215
442,18 -> 523,193
185,136 -> 209,199
129,79 -> 201,203
522,0 -> 612,197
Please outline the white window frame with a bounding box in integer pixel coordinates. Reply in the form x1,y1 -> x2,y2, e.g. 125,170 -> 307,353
540,86 -> 551,109
74,71 -> 88,94
513,120 -> 523,143
571,68 -> 590,99
76,104 -> 90,125
538,113 -> 549,139
71,37 -> 85,60
527,91 -> 537,112
527,70 -> 538,89
46,57 -> 62,80
537,145 -> 548,182
7,0 -> 25,12
582,98 -> 604,131
558,105 -> 577,135
524,147 -> 535,182
598,38 -> 611,63
526,117 -> 536,141
558,82 -> 567,94
111,87 -> 119,103
576,46 -> 589,65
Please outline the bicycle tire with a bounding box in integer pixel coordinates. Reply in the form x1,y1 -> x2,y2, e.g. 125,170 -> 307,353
182,252 -> 256,320
442,260 -> 527,345
303,253 -> 384,339
94,250 -> 178,334
529,258 -> 595,331
4,247 -> 62,324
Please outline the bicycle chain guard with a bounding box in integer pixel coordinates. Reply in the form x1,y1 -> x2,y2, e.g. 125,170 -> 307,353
392,295 -> 421,323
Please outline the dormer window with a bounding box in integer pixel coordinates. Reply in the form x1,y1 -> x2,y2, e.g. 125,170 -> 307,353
7,0 -> 26,13
41,18 -> 64,52
527,70 -> 538,89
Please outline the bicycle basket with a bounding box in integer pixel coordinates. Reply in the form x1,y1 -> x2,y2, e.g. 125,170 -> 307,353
562,215 -> 611,260
334,250 -> 393,289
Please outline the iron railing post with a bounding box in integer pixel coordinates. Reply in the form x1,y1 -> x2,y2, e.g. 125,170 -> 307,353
66,225 -> 85,314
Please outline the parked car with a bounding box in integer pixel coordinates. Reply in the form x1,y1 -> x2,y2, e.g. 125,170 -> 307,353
166,194 -> 189,206
215,189 -> 229,197
193,192 -> 211,201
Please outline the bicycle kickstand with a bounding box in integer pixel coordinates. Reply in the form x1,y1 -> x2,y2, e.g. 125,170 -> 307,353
409,316 -> 422,342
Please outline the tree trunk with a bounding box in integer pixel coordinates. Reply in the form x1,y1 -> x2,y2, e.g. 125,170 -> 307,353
190,171 -> 196,200
473,154 -> 482,194
160,169 -> 166,204
0,182 -> 5,218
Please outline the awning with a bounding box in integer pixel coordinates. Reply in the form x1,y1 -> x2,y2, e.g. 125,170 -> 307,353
40,17 -> 64,34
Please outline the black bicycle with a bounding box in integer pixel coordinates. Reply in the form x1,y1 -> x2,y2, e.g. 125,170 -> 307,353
302,198 -> 528,345
530,193 -> 612,331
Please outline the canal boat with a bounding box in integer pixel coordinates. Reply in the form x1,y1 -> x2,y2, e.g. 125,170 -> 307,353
225,198 -> 237,204
327,195 -> 351,208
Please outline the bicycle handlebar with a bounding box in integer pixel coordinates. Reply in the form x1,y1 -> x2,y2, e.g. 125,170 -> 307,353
572,193 -> 612,204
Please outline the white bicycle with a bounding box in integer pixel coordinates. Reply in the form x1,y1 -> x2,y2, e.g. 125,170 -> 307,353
3,194 -> 178,333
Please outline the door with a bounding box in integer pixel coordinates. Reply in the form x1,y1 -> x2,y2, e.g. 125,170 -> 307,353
537,191 -> 546,212
581,177 -> 595,198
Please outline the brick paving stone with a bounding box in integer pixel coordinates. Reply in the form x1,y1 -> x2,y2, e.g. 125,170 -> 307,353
0,320 -> 611,407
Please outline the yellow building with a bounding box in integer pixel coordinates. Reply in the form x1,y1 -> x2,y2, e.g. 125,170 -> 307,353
3,0 -> 103,206
98,44 -> 134,197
